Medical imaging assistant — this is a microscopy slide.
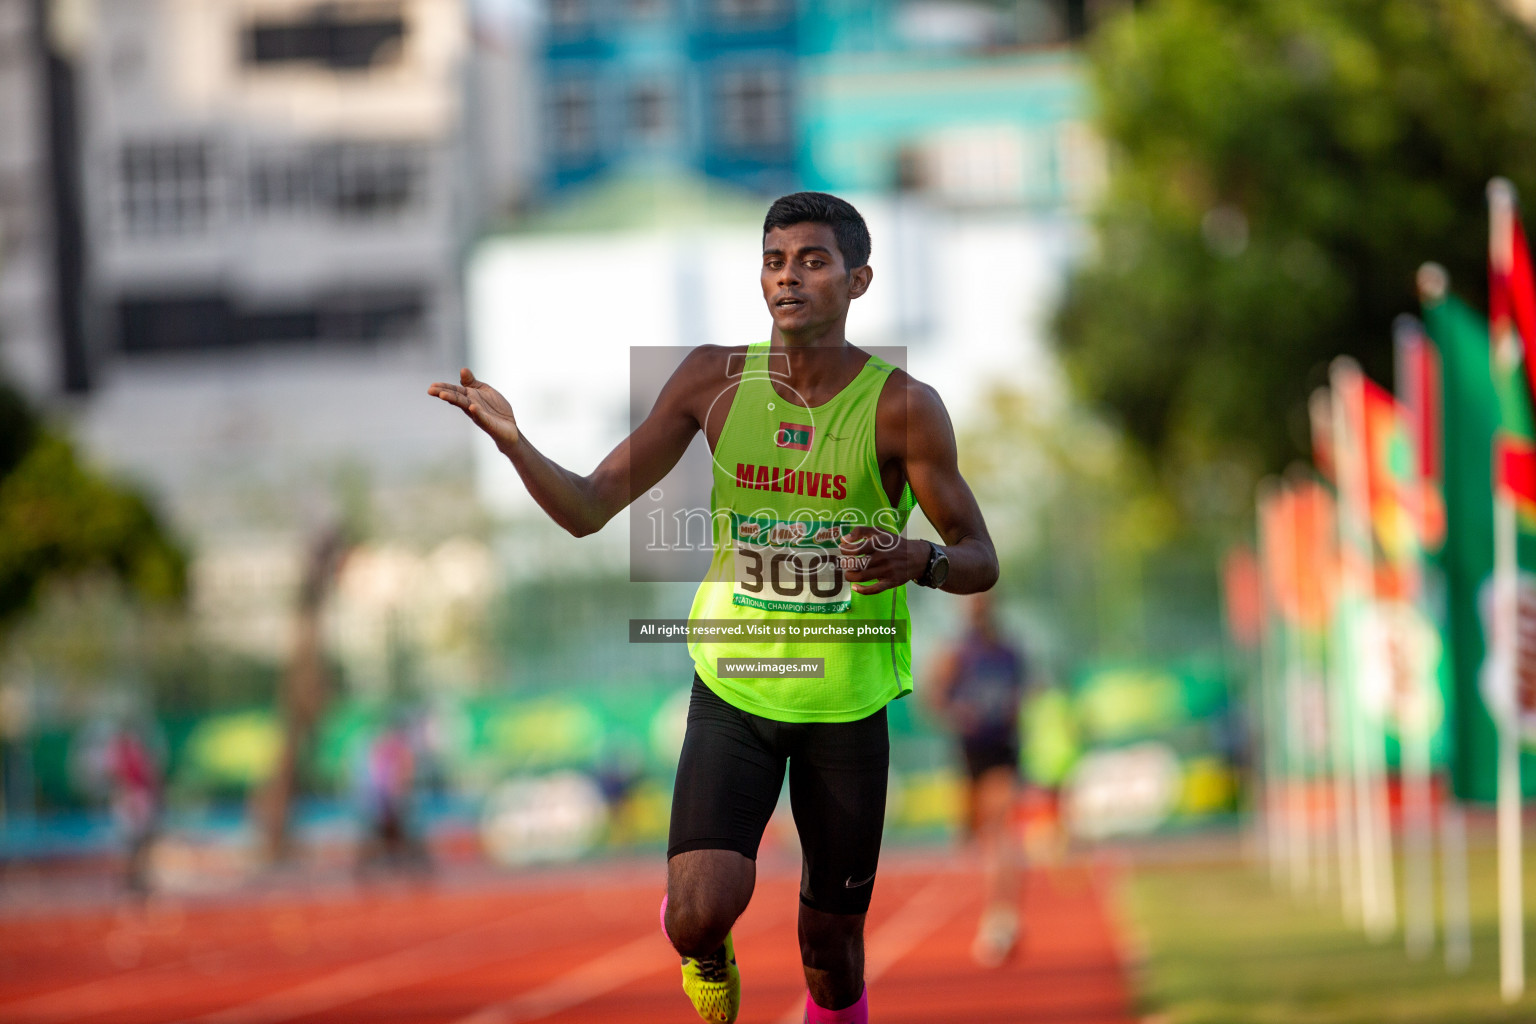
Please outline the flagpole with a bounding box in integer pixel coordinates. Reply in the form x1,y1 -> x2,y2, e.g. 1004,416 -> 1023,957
1417,261 -> 1474,974
1315,387 -> 1362,921
1401,679 -> 1436,959
1394,315 -> 1438,961
1257,480 -> 1288,887
1291,472 -> 1338,900
1228,545 -> 1269,873
1279,487 -> 1310,895
1287,609 -> 1314,896
1334,367 -> 1380,934
1333,358 -> 1396,939
1364,600 -> 1400,940
1440,796 -> 1472,973
1281,485 -> 1314,895
1496,485 -> 1524,1001
1328,541 -> 1363,920
1490,179 -> 1528,1002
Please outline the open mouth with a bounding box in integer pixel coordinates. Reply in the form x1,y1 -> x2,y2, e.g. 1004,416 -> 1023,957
776,297 -> 805,309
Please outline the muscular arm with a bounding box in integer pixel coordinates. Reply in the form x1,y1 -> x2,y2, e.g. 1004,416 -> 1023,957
428,348 -> 722,537
899,378 -> 999,594
842,373 -> 999,595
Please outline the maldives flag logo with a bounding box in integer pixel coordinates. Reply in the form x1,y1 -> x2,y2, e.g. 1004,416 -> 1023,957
775,422 -> 813,451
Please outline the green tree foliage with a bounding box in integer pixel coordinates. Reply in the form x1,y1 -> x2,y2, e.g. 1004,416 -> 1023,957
0,382 -> 186,629
959,386 -> 1224,664
1056,0 -> 1536,500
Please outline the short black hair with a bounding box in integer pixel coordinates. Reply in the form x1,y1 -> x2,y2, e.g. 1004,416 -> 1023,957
763,192 -> 871,271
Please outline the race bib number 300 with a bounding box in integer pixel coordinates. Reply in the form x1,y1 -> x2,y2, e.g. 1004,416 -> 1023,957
730,514 -> 861,614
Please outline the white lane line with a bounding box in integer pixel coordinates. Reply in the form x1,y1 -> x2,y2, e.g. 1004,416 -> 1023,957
0,911 -> 307,1021
2,906 -> 435,1024
184,899 -> 587,1024
449,930 -> 665,1024
450,900 -> 790,1024
2,890 -> 568,1024
2,956 -> 215,1021
774,873 -> 969,1024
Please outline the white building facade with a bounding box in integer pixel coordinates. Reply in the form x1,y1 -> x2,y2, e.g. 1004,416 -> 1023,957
68,0 -> 473,540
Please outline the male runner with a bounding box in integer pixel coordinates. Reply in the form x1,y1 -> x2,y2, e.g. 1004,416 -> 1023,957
429,192 -> 997,1024
927,592 -> 1028,967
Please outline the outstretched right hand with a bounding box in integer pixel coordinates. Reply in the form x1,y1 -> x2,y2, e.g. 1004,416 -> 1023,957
427,368 -> 520,448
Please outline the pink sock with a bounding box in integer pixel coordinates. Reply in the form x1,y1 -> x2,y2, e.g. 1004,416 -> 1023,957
660,893 -> 671,943
804,986 -> 867,1024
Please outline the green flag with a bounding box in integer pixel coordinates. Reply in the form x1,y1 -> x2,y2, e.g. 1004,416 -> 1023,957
1421,290 -> 1536,799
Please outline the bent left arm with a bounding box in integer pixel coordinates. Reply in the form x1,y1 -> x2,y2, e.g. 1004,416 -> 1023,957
842,376 -> 999,595
900,379 -> 999,594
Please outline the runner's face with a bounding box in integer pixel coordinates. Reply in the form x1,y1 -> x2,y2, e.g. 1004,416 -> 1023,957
761,222 -> 869,339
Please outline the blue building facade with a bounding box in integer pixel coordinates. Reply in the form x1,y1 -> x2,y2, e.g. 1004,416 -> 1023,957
540,0 -> 801,197
795,1 -> 1094,212
797,47 -> 1091,211
533,1 -> 1100,212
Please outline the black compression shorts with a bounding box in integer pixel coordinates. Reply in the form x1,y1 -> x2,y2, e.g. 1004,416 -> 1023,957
668,677 -> 889,915
961,736 -> 1020,781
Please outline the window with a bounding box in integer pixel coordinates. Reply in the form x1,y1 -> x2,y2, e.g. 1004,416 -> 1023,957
119,140 -> 215,236
323,144 -> 422,216
118,289 -> 426,352
925,126 -> 1029,206
250,158 -> 313,213
249,143 -> 426,219
244,4 -> 406,71
716,67 -> 788,148
627,81 -> 673,143
550,80 -> 597,156
908,124 -> 1068,208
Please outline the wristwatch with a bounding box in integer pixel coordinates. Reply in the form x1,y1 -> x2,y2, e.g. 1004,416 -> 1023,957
917,541 -> 950,589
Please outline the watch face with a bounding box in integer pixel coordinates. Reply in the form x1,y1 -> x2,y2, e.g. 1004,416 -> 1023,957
931,549 -> 950,587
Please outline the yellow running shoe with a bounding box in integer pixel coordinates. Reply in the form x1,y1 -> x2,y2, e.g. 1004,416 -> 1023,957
679,932 -> 740,1023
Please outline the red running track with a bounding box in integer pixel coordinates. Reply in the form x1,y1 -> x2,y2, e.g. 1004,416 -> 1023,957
0,853 -> 1137,1024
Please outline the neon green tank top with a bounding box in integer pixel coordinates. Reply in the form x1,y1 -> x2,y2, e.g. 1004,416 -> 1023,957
687,342 -> 916,723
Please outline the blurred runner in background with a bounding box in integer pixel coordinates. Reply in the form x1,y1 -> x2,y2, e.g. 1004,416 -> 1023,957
108,722 -> 162,897
927,592 -> 1028,967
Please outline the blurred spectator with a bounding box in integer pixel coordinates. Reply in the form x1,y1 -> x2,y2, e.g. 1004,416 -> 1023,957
595,738 -> 648,847
355,716 -> 429,875
927,592 -> 1029,967
107,722 -> 162,896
